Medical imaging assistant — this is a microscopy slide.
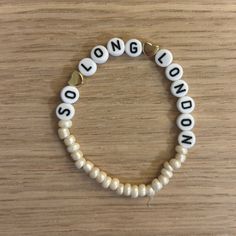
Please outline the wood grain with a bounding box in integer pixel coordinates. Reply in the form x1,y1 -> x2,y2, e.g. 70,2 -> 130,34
0,1 -> 236,235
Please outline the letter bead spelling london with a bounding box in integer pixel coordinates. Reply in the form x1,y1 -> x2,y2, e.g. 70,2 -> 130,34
55,37 -> 196,198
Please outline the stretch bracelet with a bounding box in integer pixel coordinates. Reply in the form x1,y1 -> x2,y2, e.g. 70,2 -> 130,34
56,37 -> 196,198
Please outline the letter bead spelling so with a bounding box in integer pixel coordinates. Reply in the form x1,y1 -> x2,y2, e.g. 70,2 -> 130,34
55,37 -> 196,198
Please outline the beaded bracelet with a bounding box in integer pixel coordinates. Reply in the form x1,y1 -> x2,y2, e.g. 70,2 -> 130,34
56,38 -> 196,198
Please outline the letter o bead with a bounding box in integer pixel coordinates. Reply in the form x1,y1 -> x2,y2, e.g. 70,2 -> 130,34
56,103 -> 75,121
177,113 -> 195,131
78,58 -> 97,77
165,63 -> 183,81
170,80 -> 189,98
107,37 -> 125,57
155,49 -> 173,67
178,130 -> 196,149
91,45 -> 109,64
125,39 -> 142,57
60,86 -> 79,104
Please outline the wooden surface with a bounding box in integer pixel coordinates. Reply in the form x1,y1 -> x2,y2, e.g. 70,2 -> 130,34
0,1 -> 236,235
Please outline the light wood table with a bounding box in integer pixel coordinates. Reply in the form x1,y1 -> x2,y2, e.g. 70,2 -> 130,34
0,1 -> 235,235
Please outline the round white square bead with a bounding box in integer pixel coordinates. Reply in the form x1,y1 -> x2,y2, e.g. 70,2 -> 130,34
125,39 -> 142,57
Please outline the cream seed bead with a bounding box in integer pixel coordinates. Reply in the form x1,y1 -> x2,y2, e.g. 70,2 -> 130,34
164,161 -> 174,172
110,178 -> 120,191
178,130 -> 196,149
64,135 -> 76,146
60,85 -> 79,104
161,168 -> 173,179
177,113 -> 195,131
116,183 -> 124,195
89,167 -> 100,179
169,158 -> 181,170
171,79 -> 189,98
138,184 -> 146,197
91,45 -> 109,64
151,178 -> 163,192
125,39 -> 142,57
58,128 -> 70,139
96,171 -> 107,183
158,175 -> 169,186
67,143 -> 80,153
75,157 -> 86,169
176,145 -> 188,155
102,176 -> 112,188
165,63 -> 183,81
58,120 -> 72,128
175,153 -> 187,163
107,37 -> 125,57
177,96 -> 195,114
83,161 -> 94,174
131,185 -> 139,198
56,103 -> 75,121
71,150 -> 83,161
146,185 -> 155,197
155,49 -> 173,67
124,183 -> 132,196
78,58 -> 97,77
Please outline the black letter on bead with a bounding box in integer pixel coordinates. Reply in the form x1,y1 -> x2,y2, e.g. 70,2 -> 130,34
181,118 -> 192,127
174,83 -> 186,95
81,63 -> 92,72
169,67 -> 180,77
130,42 -> 138,54
58,107 -> 71,116
65,91 -> 76,99
111,40 -> 121,51
157,53 -> 167,64
94,48 -> 103,58
181,134 -> 193,145
181,100 -> 192,110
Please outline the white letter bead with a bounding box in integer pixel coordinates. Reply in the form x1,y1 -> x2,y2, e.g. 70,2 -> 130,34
178,130 -> 196,149
177,113 -> 195,131
78,58 -> 97,77
60,86 -> 79,104
107,37 -> 125,56
165,63 -> 183,81
171,80 -> 189,97
91,45 -> 109,64
177,96 -> 195,114
138,184 -> 146,197
155,49 -> 173,67
125,39 -> 142,57
131,185 -> 139,198
56,103 -> 75,121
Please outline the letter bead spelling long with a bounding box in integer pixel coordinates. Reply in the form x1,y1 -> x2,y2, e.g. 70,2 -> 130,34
55,37 -> 196,198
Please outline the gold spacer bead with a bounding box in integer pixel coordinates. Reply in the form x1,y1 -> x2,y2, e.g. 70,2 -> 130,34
68,70 -> 84,86
143,41 -> 159,57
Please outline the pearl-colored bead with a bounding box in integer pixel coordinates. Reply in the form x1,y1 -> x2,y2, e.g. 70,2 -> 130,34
116,183 -> 124,195
175,145 -> 188,155
96,171 -> 107,183
161,168 -> 173,179
64,135 -> 76,146
110,178 -> 120,191
124,183 -> 132,196
138,184 -> 146,197
169,158 -> 181,170
131,185 -> 139,198
164,161 -> 174,172
151,178 -> 163,192
175,153 -> 186,163
158,175 -> 169,186
67,143 -> 80,153
71,150 -> 83,161
58,128 -> 70,139
89,167 -> 100,179
146,185 -> 155,197
75,157 -> 86,169
102,176 -> 112,188
58,120 -> 72,128
83,161 -> 94,174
